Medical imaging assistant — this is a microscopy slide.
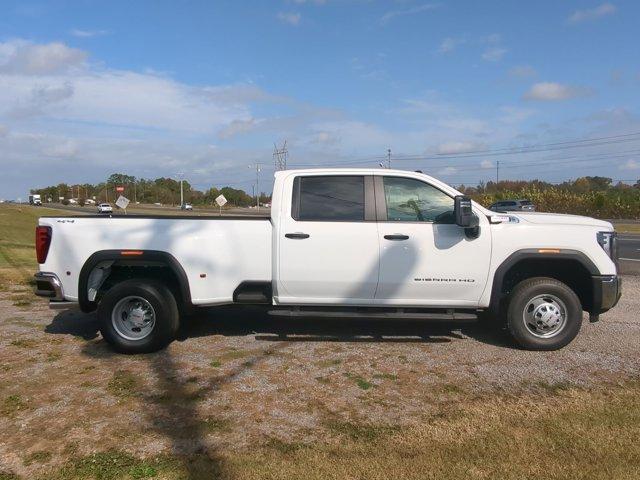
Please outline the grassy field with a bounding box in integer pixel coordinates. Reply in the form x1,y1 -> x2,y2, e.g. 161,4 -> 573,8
613,223 -> 640,234
0,203 -> 639,479
0,205 -> 66,291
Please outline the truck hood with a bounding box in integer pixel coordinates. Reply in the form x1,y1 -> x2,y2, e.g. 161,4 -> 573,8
513,212 -> 613,229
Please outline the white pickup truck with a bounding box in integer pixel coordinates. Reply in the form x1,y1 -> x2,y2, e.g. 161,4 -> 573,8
34,169 -> 621,353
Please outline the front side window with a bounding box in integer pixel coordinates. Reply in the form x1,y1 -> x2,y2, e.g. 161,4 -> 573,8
296,176 -> 365,221
383,177 -> 454,223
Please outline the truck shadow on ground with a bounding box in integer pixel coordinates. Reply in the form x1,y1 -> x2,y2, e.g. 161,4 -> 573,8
45,306 -> 512,349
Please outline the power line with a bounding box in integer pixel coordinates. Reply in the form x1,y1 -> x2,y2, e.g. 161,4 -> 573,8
287,130 -> 640,168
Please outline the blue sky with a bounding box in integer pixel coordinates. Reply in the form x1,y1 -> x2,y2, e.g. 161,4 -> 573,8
1,0 -> 639,199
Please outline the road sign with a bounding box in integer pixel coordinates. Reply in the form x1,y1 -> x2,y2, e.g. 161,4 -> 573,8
115,195 -> 130,211
116,186 -> 124,193
215,195 -> 227,207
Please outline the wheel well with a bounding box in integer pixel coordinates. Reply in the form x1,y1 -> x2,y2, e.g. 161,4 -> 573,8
98,264 -> 184,306
79,250 -> 192,313
498,258 -> 593,311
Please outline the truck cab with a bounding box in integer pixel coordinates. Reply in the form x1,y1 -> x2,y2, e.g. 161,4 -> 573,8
34,168 -> 621,353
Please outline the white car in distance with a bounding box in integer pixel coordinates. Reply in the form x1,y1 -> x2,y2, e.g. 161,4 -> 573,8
97,203 -> 113,214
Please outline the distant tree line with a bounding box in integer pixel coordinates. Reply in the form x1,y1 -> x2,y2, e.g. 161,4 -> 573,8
31,173 -> 271,208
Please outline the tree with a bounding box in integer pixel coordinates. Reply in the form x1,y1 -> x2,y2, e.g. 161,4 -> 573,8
107,173 -> 136,186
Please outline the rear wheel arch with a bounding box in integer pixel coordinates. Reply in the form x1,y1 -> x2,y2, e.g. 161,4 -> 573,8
78,250 -> 192,313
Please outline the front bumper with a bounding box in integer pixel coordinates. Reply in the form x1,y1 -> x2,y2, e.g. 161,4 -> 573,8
591,274 -> 622,314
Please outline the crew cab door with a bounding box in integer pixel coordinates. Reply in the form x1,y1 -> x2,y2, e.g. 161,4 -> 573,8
275,174 -> 379,304
374,175 -> 491,306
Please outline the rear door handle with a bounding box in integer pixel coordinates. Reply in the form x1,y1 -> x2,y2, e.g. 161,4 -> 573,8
285,232 -> 310,239
384,234 -> 409,241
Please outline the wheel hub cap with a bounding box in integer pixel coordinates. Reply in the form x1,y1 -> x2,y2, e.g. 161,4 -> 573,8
523,294 -> 567,338
112,296 -> 156,341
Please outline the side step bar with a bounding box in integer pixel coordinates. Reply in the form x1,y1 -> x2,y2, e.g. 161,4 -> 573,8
268,308 -> 477,321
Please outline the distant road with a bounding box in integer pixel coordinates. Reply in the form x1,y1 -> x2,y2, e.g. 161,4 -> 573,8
618,235 -> 640,275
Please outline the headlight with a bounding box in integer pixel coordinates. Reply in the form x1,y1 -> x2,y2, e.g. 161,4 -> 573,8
597,231 -> 618,260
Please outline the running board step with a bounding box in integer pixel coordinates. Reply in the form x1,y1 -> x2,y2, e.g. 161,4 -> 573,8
268,309 -> 477,321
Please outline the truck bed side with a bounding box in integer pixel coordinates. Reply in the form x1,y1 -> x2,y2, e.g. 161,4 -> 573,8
38,216 -> 272,306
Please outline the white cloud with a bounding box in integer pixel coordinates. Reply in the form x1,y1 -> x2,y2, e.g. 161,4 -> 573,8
480,159 -> 494,169
9,82 -> 75,119
523,82 -> 592,101
436,141 -> 485,154
310,131 -> 339,145
277,12 -> 302,26
0,124 -> 7,136
43,139 -> 79,158
380,3 -> 440,25
69,29 -> 110,38
620,159 -> 640,170
438,37 -> 464,54
438,166 -> 457,175
217,118 -> 259,139
499,106 -> 536,124
0,40 -> 86,75
568,3 -> 617,24
482,46 -> 507,62
509,65 -> 537,78
480,34 -> 507,62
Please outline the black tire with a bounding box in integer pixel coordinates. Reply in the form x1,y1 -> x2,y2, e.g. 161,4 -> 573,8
506,277 -> 582,351
98,279 -> 179,353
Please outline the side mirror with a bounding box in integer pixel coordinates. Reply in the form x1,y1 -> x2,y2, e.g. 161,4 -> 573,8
454,196 -> 479,228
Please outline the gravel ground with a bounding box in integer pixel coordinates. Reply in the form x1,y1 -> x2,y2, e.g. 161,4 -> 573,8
0,276 -> 638,476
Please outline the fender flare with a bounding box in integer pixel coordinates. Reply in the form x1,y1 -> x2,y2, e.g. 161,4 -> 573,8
489,248 -> 599,311
78,250 -> 192,313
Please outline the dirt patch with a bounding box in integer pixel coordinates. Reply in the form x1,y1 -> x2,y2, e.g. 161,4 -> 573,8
0,278 -> 639,478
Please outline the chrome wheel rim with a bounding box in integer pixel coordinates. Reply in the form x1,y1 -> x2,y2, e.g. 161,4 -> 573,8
522,294 -> 567,338
111,296 -> 156,341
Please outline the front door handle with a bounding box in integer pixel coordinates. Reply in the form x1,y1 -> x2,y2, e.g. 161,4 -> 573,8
384,234 -> 409,241
285,232 -> 310,239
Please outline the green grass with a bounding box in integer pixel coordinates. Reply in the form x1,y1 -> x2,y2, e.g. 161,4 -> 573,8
1,395 -> 26,416
106,370 -> 140,399
614,223 -> 640,234
0,383 -> 636,479
0,204 -> 68,289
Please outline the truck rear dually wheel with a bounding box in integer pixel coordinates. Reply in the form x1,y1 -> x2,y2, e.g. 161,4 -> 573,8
506,277 -> 582,351
98,279 -> 179,353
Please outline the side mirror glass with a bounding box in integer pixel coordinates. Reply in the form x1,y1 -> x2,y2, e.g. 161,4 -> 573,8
454,195 -> 478,228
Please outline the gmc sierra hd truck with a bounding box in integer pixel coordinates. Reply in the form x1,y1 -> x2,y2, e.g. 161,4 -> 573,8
34,169 -> 621,353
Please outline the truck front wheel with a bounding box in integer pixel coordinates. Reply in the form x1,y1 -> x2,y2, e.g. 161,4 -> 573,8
97,279 -> 179,353
506,277 -> 582,351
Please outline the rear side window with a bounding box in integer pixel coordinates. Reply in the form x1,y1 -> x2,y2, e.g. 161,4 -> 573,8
520,200 -> 532,205
294,176 -> 365,221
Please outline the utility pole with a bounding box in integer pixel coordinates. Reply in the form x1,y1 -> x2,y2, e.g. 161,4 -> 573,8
273,141 -> 288,170
496,160 -> 500,185
176,172 -> 185,207
249,164 -> 261,211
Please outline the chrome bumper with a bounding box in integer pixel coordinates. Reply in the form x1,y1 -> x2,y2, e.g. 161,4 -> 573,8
34,272 -> 64,300
34,272 -> 79,310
